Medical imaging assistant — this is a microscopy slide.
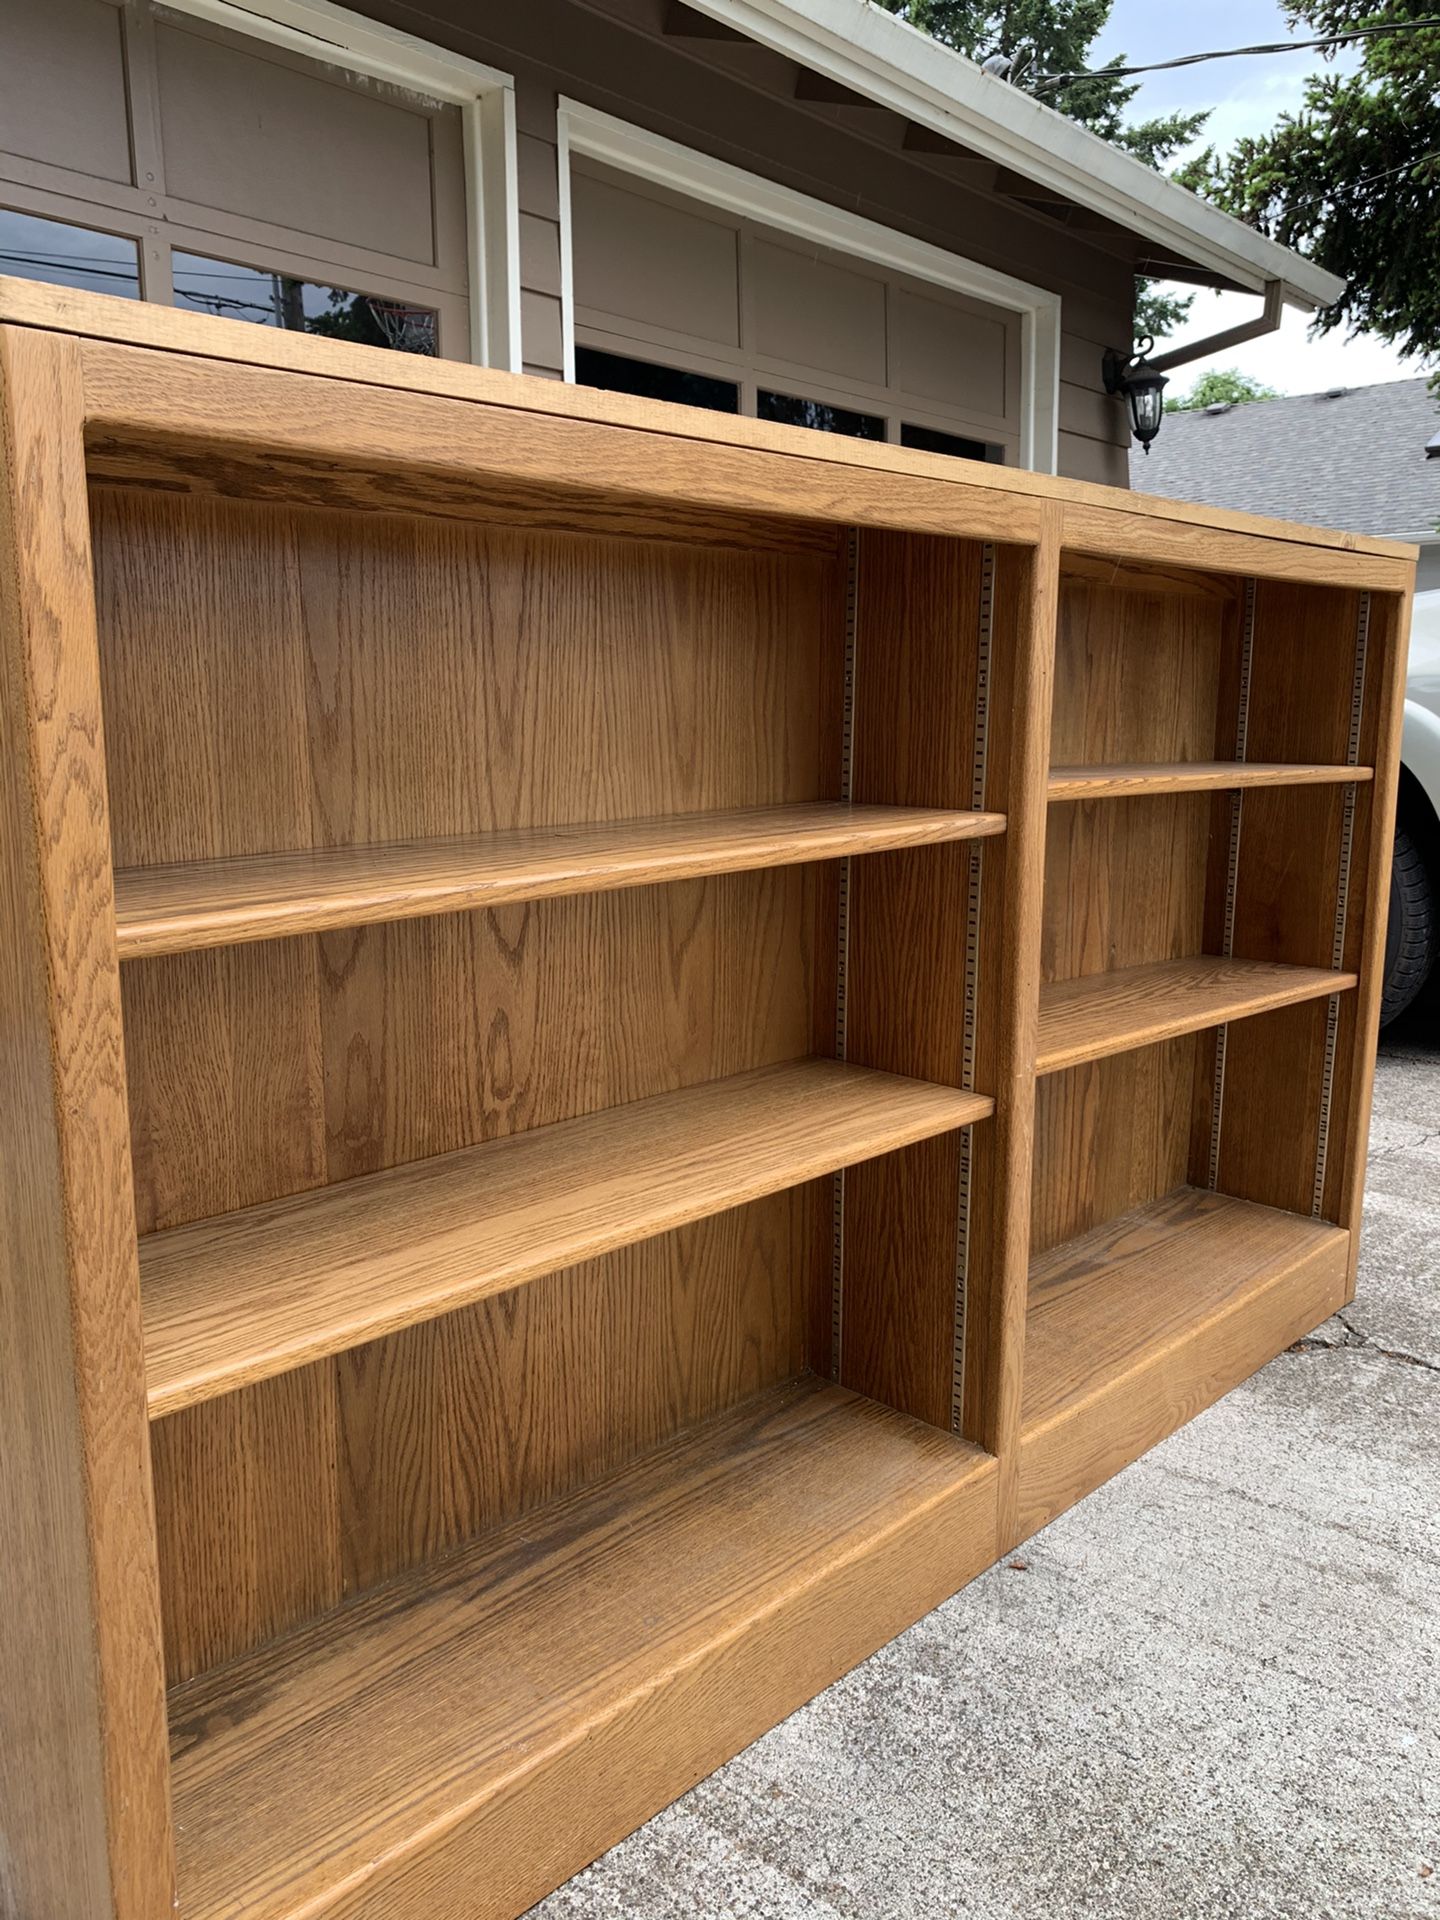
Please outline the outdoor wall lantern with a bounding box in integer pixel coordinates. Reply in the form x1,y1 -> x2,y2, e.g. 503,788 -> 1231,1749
1103,338 -> 1169,453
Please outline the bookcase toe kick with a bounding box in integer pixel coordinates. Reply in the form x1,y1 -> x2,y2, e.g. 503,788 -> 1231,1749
1016,1191 -> 1352,1540
167,1381 -> 997,1920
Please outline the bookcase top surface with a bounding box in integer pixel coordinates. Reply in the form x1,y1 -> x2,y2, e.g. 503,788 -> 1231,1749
0,275 -> 1417,575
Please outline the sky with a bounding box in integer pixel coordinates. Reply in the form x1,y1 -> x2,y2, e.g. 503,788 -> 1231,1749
1098,0 -> 1425,396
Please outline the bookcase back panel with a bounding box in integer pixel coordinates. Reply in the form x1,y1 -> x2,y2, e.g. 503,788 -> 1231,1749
122,866 -> 824,1232
1230,579 -> 1370,766
1042,794 -> 1212,984
1206,783 -> 1350,972
1030,1036 -> 1208,1258
1050,571 -> 1234,768
90,486 -> 843,868
150,1182 -> 827,1684
1198,998 -> 1335,1217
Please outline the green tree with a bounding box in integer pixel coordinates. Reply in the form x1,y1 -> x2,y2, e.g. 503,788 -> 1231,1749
1178,3 -> 1440,359
1163,369 -> 1281,411
872,1 -> 1208,338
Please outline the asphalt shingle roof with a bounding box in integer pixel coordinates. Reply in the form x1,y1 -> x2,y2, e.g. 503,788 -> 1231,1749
1134,376 -> 1440,541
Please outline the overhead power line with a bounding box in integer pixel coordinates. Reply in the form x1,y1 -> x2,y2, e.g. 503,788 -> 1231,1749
1032,16 -> 1440,90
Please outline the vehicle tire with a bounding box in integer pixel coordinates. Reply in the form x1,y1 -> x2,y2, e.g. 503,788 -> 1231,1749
1381,820 -> 1439,1026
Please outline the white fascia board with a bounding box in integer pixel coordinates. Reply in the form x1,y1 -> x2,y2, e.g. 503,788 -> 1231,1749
679,0 -> 1346,311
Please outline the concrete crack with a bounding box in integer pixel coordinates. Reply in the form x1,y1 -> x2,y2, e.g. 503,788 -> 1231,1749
1366,1126 -> 1440,1162
1289,1310 -> 1440,1374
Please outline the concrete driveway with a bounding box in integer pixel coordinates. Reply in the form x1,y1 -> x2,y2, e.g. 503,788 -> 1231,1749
535,1026 -> 1440,1920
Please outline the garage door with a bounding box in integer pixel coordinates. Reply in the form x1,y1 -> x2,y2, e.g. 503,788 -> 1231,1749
570,156 -> 1022,464
0,0 -> 468,354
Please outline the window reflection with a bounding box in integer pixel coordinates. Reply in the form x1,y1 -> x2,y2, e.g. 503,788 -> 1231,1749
576,346 -> 739,414
0,206 -> 140,298
757,391 -> 884,440
901,422 -> 1002,464
171,251 -> 437,353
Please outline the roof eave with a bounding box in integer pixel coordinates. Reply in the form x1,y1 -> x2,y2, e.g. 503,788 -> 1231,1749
681,0 -> 1347,310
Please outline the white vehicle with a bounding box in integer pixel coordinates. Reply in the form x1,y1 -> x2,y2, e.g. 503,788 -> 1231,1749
1388,588 -> 1440,1021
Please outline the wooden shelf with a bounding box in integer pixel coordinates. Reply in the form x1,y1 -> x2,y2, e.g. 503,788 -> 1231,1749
1023,1185 -> 1348,1433
112,802 -> 1006,958
140,1059 -> 993,1418
167,1377 -> 994,1920
1048,761 -> 1373,802
1036,955 -> 1355,1074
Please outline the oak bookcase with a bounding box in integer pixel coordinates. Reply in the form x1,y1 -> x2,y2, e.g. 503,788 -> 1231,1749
0,279 -> 1413,1920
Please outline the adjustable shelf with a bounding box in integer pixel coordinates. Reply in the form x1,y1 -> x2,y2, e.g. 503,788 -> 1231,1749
1036,955 -> 1356,1074
0,284 -> 1410,1920
1047,761 -> 1374,802
113,802 -> 1005,959
141,1060 -> 991,1417
166,1378 -> 994,1920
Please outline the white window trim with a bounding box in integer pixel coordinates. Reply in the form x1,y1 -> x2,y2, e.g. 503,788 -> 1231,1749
555,96 -> 1060,474
160,0 -> 522,369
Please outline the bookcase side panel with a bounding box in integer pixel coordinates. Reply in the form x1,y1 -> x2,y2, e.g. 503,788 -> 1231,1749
0,328 -> 173,1920
1328,586 -> 1412,1254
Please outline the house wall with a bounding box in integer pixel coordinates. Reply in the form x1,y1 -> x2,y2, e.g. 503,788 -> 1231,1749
361,0 -> 1136,484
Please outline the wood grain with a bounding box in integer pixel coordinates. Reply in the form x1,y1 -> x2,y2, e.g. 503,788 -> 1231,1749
167,1379 -> 996,1920
1047,760 -> 1373,801
1041,794 -> 1212,984
0,325 -> 174,1917
82,338 -> 1045,550
1030,1038 -> 1207,1260
1024,1185 -> 1346,1425
1018,1187 -> 1349,1536
141,1059 -> 991,1417
1203,581 -> 1381,1218
0,287 -> 1412,1920
843,528 -> 983,1431
1049,571 -> 1231,772
150,1186 -> 825,1684
0,277 -> 1408,563
1333,589 -> 1412,1273
113,802 -> 1004,958
128,861 -> 826,1673
1037,955 -> 1356,1073
1062,497 -> 1414,591
91,486 -> 838,870
963,527 -> 1060,1533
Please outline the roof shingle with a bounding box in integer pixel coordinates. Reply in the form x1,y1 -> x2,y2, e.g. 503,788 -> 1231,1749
1134,377 -> 1440,541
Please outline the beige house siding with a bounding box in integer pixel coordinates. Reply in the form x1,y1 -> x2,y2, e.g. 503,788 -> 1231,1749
0,0 -> 1136,478
366,0 -> 1136,479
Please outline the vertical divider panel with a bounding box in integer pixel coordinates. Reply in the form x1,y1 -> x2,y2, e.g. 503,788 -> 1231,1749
969,516 -> 1060,1545
1204,577 -> 1256,1190
0,327 -> 175,1920
838,527 -> 981,1429
841,510 -> 1058,1543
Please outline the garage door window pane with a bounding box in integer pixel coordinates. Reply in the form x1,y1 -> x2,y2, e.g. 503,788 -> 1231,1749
758,391 -> 884,440
576,346 -> 738,414
171,251 -> 437,353
0,207 -> 140,298
901,422 -> 1002,464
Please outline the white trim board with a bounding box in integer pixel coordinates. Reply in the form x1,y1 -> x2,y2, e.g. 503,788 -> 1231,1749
674,0 -> 1343,313
160,0 -> 522,369
556,97 -> 1061,475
